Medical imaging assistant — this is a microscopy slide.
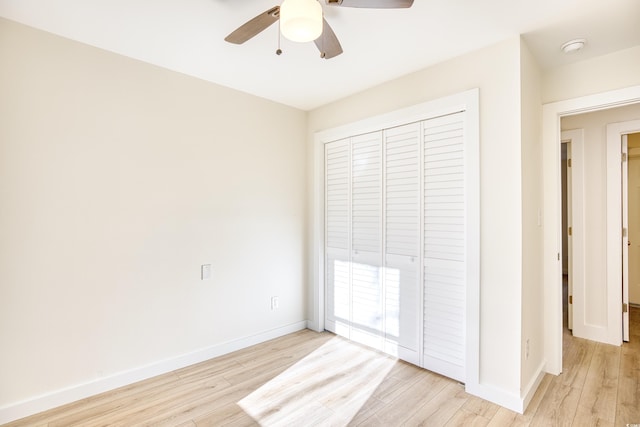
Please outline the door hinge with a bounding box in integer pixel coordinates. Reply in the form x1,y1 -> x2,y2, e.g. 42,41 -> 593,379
623,228 -> 628,238
623,303 -> 628,313
568,226 -> 572,236
622,153 -> 628,162
569,295 -> 573,304
557,252 -> 560,261
568,158 -> 572,167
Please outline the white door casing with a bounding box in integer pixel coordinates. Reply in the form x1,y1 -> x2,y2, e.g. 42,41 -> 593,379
542,84 -> 640,376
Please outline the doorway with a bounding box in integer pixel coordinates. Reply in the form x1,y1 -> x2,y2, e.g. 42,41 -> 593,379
560,113 -> 640,346
543,92 -> 640,375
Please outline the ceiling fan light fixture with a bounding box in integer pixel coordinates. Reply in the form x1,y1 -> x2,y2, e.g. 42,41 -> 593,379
280,0 -> 323,43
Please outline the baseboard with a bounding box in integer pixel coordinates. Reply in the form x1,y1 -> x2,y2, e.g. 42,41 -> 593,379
306,319 -> 323,332
464,361 -> 545,415
0,321 -> 307,425
522,362 -> 546,411
465,383 -> 524,414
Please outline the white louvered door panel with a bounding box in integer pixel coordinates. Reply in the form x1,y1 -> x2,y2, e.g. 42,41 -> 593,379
325,139 -> 350,335
350,131 -> 383,349
383,123 -> 421,364
422,112 -> 466,382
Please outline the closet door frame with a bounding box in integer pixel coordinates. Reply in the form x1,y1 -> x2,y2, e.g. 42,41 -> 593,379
312,89 -> 480,392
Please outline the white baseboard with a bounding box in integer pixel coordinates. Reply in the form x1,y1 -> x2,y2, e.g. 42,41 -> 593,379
522,362 -> 546,411
464,361 -> 545,415
306,319 -> 323,332
465,383 -> 524,414
0,321 -> 307,425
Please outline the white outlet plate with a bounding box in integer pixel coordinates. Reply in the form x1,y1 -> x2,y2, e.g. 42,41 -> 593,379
271,296 -> 279,310
201,264 -> 212,280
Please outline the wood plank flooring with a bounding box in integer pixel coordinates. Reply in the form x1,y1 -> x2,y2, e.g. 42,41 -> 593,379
4,307 -> 640,427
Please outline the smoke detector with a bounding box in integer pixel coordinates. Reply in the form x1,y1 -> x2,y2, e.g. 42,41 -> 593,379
561,38 -> 586,54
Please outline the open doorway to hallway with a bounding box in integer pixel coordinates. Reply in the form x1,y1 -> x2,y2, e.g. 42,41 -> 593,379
560,106 -> 640,349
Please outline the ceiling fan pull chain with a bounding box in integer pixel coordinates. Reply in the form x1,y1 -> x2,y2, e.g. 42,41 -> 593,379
320,18 -> 326,58
276,18 -> 283,55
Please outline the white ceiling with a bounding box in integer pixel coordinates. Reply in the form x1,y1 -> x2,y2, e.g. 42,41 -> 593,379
1,0 -> 639,110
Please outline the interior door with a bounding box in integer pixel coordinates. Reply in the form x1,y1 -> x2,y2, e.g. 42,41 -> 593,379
383,123 -> 421,364
566,142 -> 573,331
422,112 -> 466,382
350,131 -> 384,349
325,138 -> 351,337
629,137 -> 640,309
622,134 -> 630,342
561,130 -> 589,341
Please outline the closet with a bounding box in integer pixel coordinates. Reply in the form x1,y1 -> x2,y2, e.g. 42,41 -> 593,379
324,111 -> 468,382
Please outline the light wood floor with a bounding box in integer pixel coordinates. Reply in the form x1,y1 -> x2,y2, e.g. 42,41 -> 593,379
4,308 -> 640,427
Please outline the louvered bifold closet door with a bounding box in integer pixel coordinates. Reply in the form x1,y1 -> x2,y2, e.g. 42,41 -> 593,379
383,123 -> 421,364
350,131 -> 384,349
422,112 -> 466,382
325,139 -> 350,336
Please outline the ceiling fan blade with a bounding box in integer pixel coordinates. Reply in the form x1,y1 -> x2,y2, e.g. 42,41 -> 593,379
314,19 -> 343,59
325,0 -> 413,8
224,6 -> 280,44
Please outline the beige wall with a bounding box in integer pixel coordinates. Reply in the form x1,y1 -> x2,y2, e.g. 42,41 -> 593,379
0,17 -> 307,410
308,37 -> 525,403
543,45 -> 640,104
14,9 -> 640,417
561,104 -> 640,325
519,39 -> 544,397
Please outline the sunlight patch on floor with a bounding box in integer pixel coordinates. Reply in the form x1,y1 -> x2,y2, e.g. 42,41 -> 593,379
237,336 -> 396,426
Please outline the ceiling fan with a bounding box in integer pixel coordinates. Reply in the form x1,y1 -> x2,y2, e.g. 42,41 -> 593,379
224,0 -> 414,59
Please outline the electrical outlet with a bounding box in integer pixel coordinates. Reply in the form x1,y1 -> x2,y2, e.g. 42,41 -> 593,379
201,264 -> 212,280
525,338 -> 530,360
271,296 -> 279,310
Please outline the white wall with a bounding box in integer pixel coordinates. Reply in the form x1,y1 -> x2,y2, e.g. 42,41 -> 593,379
308,37 -> 525,408
561,104 -> 640,319
0,17 -> 307,418
519,39 -> 545,401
